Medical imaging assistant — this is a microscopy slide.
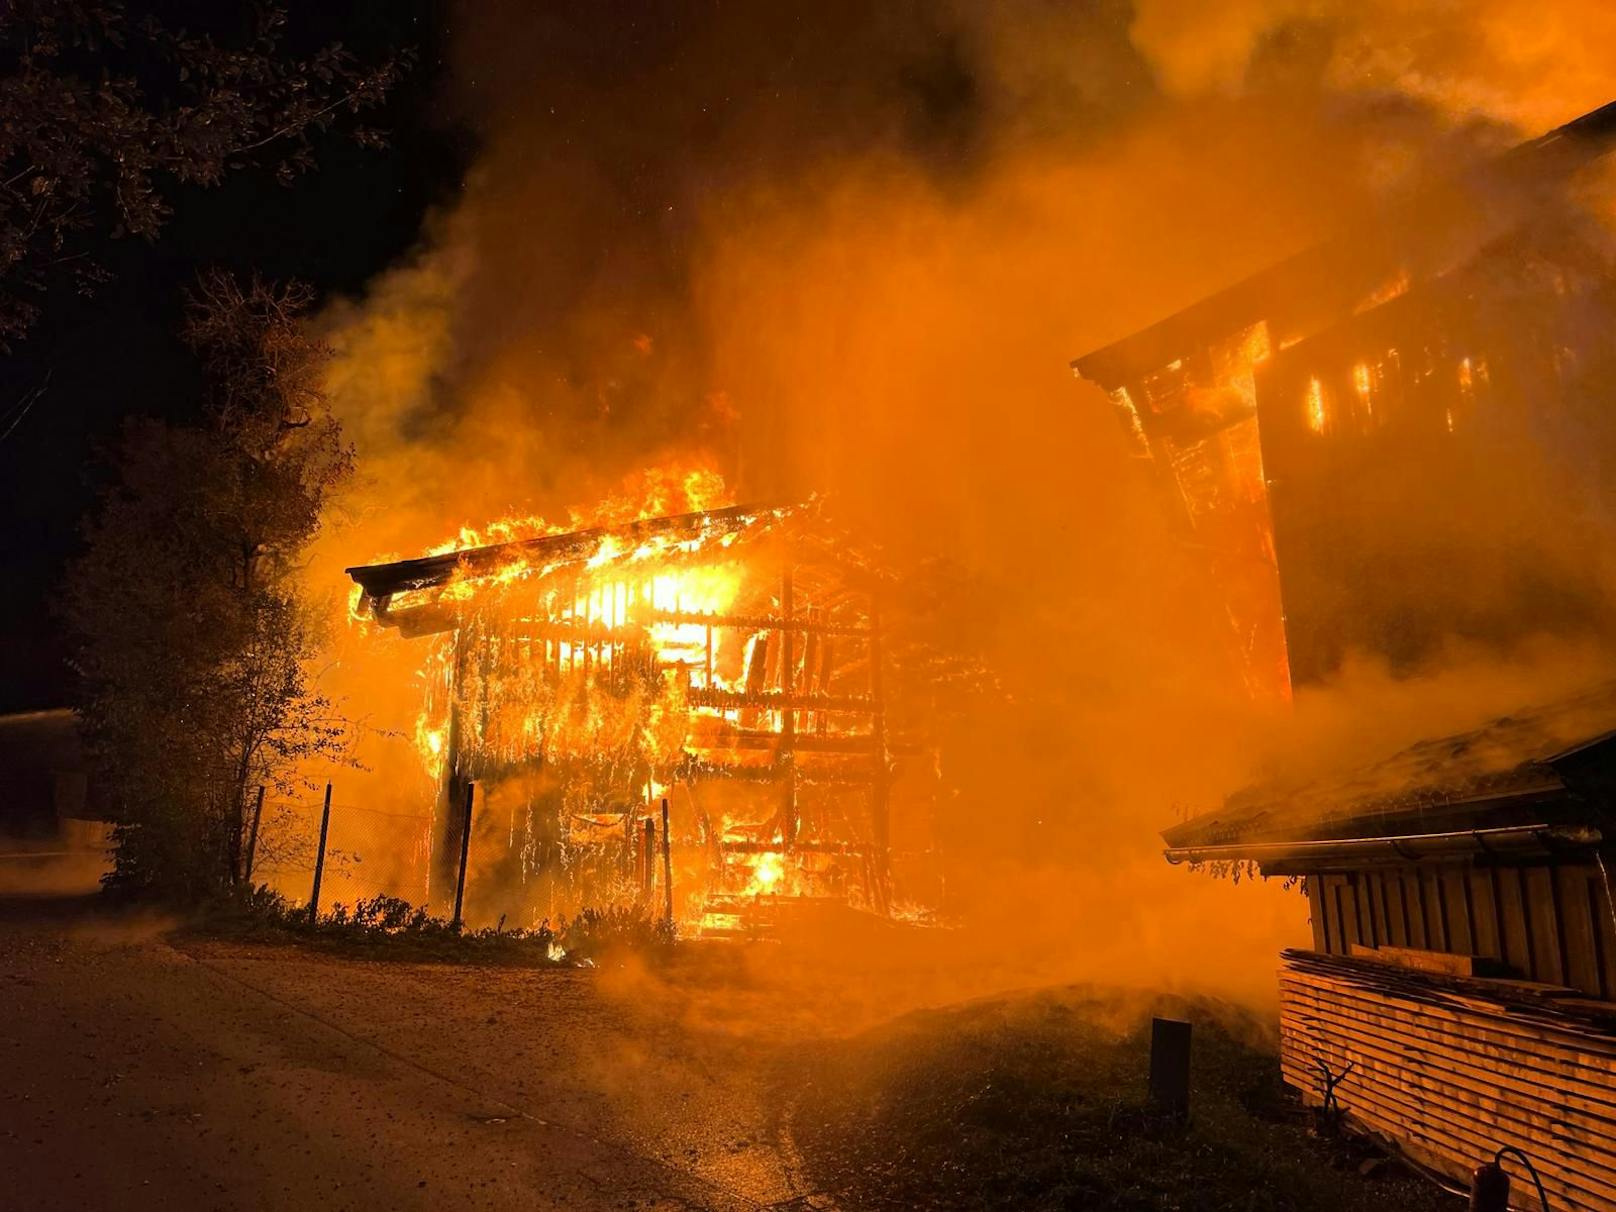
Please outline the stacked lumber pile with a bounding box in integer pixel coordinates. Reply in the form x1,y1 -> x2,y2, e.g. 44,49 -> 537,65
1279,948 -> 1616,1211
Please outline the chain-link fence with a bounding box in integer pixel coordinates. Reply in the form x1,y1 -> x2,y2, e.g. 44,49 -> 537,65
247,789 -> 431,913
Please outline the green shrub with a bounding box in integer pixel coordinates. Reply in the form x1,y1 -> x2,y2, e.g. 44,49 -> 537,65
562,903 -> 676,960
201,888 -> 680,966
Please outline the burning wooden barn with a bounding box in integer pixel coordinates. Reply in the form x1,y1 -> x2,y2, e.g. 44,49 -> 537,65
1076,99 -> 1616,1208
345,501 -> 941,933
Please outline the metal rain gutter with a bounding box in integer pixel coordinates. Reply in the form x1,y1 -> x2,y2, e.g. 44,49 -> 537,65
1163,823 -> 1603,871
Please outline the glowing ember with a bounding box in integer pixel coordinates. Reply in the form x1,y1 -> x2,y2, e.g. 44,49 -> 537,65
749,851 -> 784,895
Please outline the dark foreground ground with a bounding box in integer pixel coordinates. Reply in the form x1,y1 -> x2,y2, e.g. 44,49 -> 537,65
0,881 -> 1458,1211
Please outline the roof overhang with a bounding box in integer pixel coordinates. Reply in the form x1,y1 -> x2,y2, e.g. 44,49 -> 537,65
1166,822 -> 1603,876
346,502 -> 792,600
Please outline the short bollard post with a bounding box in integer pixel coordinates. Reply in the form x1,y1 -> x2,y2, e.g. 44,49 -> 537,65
1469,1161 -> 1510,1211
1148,1017 -> 1192,1121
308,782 -> 333,922
452,781 -> 475,930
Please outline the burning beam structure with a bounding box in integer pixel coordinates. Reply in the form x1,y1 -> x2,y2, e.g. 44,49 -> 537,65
347,502 -> 938,931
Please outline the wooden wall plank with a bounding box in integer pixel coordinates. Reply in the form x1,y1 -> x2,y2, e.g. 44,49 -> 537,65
1441,866 -> 1474,955
1335,878 -> 1361,951
1376,879 -> 1402,956
1370,871 -> 1391,949
1404,870 -> 1429,949
1593,865 -> 1616,1003
1277,998 -> 1616,1134
1524,866 -> 1566,986
1423,868 -> 1448,952
1322,875 -> 1345,955
1278,954 -> 1616,1212
1356,872 -> 1379,948
1496,866 -> 1535,978
1384,873 -> 1410,948
1559,865 -> 1604,1000
1468,866 -> 1502,961
1308,876 -> 1330,954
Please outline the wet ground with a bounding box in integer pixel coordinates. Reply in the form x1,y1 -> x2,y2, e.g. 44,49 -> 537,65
0,880 -> 1457,1211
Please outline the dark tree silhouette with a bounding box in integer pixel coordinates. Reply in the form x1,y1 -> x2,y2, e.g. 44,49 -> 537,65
64,271 -> 352,898
0,2 -> 410,346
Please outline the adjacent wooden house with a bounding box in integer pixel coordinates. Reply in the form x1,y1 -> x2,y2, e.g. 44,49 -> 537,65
1074,98 -> 1616,1210
1071,99 -> 1616,698
1163,687 -> 1616,1208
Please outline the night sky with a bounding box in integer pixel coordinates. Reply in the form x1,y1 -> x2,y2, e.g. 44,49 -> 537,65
0,1 -> 1143,715
0,1 -> 468,711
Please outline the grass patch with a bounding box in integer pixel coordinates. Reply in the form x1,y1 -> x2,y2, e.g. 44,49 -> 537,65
190,886 -> 675,966
786,987 -> 1458,1211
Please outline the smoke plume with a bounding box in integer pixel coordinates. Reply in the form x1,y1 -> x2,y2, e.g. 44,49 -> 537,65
294,1 -> 1616,1007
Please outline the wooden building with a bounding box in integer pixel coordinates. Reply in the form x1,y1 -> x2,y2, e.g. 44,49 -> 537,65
346,503 -> 940,929
1074,98 -> 1616,1209
1072,99 -> 1616,697
1163,687 -> 1616,1208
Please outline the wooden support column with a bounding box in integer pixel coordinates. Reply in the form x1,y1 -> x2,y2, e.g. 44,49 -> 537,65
642,818 -> 656,898
309,782 -> 334,922
661,798 -> 674,924
816,620 -> 835,735
434,626 -> 471,908
452,781 -> 475,930
779,566 -> 798,853
801,612 -> 821,734
868,592 -> 891,914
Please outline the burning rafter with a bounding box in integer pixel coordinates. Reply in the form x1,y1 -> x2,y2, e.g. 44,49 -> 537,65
348,501 -> 798,627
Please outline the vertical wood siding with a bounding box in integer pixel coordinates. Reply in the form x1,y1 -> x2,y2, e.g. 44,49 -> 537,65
1310,861 -> 1616,998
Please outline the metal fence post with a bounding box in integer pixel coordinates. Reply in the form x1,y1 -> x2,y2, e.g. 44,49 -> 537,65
308,782 -> 333,922
452,781 -> 475,930
642,817 -> 655,898
660,798 -> 674,924
243,784 -> 266,885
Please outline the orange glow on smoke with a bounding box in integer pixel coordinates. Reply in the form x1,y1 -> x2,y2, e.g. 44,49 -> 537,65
1306,377 -> 1328,434
1353,361 -> 1373,414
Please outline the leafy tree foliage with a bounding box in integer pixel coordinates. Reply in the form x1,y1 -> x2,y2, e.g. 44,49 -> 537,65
64,271 -> 352,898
0,1 -> 409,346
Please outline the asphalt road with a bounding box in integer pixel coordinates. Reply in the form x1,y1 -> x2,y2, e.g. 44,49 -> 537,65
0,893 -> 824,1211
0,883 -> 1446,1212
